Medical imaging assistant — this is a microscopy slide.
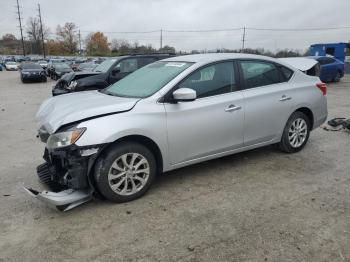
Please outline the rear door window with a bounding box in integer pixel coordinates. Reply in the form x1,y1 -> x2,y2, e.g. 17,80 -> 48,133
240,60 -> 283,89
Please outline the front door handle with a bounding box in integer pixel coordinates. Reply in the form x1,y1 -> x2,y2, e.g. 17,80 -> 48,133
279,95 -> 292,102
225,105 -> 242,112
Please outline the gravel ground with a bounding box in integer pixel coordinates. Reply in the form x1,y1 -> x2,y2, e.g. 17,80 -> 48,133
0,71 -> 349,262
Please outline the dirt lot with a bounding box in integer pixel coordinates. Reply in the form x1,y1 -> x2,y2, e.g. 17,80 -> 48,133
0,71 -> 349,261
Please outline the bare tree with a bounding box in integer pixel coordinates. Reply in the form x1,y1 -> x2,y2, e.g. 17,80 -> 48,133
56,22 -> 78,54
26,17 -> 50,54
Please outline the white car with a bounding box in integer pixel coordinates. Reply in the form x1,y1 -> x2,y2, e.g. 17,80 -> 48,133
38,60 -> 48,69
25,53 -> 328,211
5,61 -> 18,71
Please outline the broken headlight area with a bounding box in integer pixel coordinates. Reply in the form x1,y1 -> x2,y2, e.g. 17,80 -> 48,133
39,145 -> 101,191
46,127 -> 86,150
24,144 -> 104,211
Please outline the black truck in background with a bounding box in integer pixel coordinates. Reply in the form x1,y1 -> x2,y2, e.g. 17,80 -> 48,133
52,54 -> 175,96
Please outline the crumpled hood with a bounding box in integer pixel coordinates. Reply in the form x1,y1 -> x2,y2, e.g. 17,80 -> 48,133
61,71 -> 101,83
36,91 -> 140,134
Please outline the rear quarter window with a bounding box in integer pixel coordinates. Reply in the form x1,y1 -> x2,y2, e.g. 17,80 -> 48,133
279,66 -> 294,81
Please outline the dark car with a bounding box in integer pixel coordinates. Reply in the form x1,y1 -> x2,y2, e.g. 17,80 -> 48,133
309,56 -> 345,82
52,54 -> 175,96
46,59 -> 66,77
20,62 -> 47,83
76,62 -> 97,72
50,63 -> 74,81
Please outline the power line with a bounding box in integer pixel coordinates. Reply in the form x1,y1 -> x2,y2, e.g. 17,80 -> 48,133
15,0 -> 25,56
247,26 -> 350,31
80,30 -> 160,34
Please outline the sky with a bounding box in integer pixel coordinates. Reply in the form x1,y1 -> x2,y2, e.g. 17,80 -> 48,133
1,0 -> 350,52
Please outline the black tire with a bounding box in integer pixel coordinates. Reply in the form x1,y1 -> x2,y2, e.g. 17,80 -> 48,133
279,111 -> 311,153
333,72 -> 341,82
94,142 -> 157,203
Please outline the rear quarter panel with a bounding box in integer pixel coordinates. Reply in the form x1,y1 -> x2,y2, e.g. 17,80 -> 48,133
289,72 -> 328,129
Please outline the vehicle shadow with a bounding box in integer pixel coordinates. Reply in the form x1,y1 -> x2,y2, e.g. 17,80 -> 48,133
153,145 -> 278,189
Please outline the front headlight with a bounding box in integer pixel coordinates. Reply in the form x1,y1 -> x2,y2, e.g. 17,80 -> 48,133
46,128 -> 86,150
68,80 -> 78,90
22,72 -> 30,75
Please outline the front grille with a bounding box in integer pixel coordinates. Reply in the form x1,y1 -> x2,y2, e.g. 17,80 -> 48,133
37,162 -> 66,192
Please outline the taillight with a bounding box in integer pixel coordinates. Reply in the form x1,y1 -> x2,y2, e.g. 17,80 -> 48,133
316,83 -> 327,96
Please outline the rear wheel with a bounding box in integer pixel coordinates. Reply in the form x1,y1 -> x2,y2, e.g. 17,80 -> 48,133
333,72 -> 341,82
94,142 -> 157,202
279,111 -> 311,153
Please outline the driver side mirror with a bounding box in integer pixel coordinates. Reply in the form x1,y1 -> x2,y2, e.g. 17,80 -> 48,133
172,88 -> 197,102
112,68 -> 120,76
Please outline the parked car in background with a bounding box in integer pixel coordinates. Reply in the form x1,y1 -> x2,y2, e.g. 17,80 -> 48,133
50,63 -> 73,80
69,60 -> 86,71
47,59 -> 66,76
20,62 -> 47,83
76,62 -> 97,72
5,61 -> 18,71
309,56 -> 345,82
38,60 -> 48,69
28,53 -> 328,210
52,54 -> 175,96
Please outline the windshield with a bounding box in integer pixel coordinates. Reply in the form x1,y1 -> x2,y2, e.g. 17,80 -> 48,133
22,63 -> 42,69
80,63 -> 95,69
6,62 -> 16,65
104,61 -> 193,98
38,61 -> 46,64
55,63 -> 71,70
93,58 -> 117,72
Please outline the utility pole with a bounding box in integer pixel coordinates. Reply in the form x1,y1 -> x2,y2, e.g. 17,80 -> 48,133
37,3 -> 46,58
78,29 -> 82,55
15,0 -> 25,56
160,29 -> 163,50
241,26 -> 246,52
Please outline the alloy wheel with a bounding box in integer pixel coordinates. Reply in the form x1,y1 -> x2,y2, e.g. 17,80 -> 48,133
288,118 -> 308,148
107,153 -> 150,196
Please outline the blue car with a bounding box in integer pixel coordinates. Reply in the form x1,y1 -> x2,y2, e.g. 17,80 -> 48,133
309,56 -> 345,82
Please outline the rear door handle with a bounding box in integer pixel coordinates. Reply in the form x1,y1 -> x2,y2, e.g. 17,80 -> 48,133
279,95 -> 292,102
225,105 -> 242,112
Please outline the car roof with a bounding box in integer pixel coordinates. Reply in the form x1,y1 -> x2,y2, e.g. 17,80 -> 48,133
161,53 -> 278,63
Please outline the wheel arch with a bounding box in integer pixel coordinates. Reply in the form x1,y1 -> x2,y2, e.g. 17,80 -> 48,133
86,134 -> 164,198
294,107 -> 314,129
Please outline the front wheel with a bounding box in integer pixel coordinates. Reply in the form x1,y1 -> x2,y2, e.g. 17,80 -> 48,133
279,111 -> 311,153
94,142 -> 157,202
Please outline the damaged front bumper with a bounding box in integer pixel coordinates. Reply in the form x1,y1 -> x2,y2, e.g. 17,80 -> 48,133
23,187 -> 93,211
23,144 -> 103,211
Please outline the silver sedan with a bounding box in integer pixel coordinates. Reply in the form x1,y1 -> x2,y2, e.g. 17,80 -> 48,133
30,53 -> 328,210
